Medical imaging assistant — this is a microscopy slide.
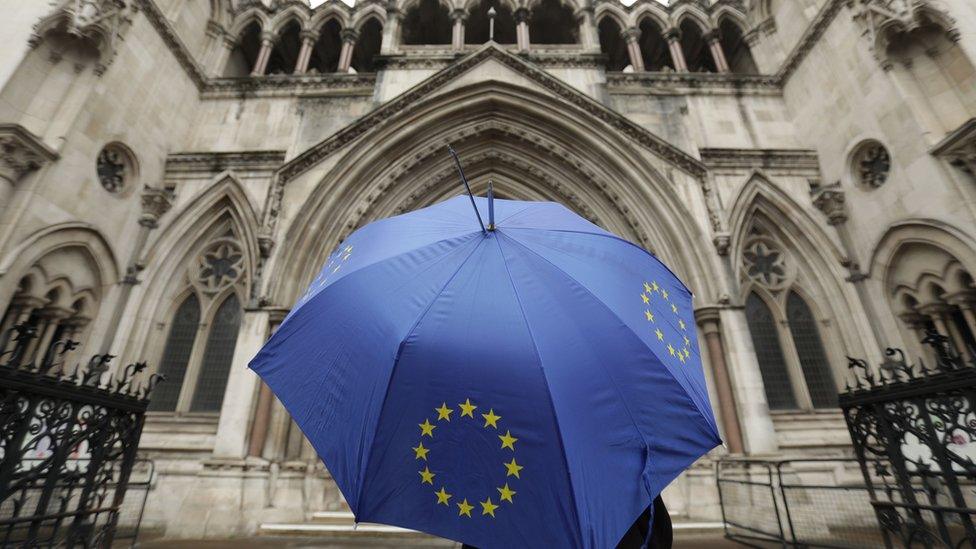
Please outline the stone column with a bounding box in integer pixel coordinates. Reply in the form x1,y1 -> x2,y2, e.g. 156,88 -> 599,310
664,28 -> 688,72
451,10 -> 466,51
695,307 -> 744,454
704,30 -> 730,73
99,186 -> 173,354
248,311 -> 287,458
622,27 -> 645,72
294,30 -> 319,74
212,35 -> 237,76
575,1 -> 599,52
337,29 -> 358,73
0,125 -> 57,240
380,1 -> 402,54
920,303 -> 970,359
515,8 -> 530,52
250,31 -> 276,76
0,296 -> 45,353
898,311 -> 931,362
213,309 -> 271,459
946,290 -> 976,337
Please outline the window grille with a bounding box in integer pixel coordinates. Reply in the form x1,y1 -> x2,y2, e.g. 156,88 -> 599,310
745,292 -> 797,409
149,294 -> 200,412
786,292 -> 836,408
190,294 -> 241,412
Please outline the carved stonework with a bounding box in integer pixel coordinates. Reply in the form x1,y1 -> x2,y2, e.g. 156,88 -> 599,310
932,118 -> 976,177
811,186 -> 848,225
0,125 -> 58,184
31,0 -> 136,75
849,0 -> 960,69
139,185 -> 175,229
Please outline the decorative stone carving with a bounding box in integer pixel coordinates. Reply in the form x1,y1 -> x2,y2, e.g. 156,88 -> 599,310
194,238 -> 245,294
0,124 -> 58,184
931,118 -> 976,177
811,185 -> 848,225
851,140 -> 891,188
139,185 -> 175,228
849,0 -> 960,68
31,0 -> 136,75
742,238 -> 790,289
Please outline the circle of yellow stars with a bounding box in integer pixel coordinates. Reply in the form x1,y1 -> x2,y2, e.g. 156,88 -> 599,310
300,244 -> 354,303
412,398 -> 520,520
641,280 -> 693,365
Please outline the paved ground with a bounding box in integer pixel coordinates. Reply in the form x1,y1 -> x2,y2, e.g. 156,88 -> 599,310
137,534 -> 743,548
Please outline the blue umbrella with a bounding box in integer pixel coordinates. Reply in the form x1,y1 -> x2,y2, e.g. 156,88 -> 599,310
250,178 -> 722,548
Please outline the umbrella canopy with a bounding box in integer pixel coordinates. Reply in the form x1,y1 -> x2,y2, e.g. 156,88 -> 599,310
250,195 -> 722,548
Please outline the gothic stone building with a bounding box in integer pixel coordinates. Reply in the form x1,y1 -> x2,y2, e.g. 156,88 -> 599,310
1,0 -> 975,540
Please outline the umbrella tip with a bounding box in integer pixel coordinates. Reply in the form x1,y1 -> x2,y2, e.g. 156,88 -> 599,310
487,179 -> 495,231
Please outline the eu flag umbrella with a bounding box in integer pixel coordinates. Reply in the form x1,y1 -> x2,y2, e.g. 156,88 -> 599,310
250,185 -> 722,548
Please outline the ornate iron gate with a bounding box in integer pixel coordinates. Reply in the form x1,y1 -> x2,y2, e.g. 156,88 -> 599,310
841,331 -> 976,548
0,324 -> 161,547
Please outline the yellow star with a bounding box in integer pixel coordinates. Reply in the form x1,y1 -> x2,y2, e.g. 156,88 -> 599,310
644,310 -> 654,322
435,487 -> 452,505
678,353 -> 686,364
344,245 -> 353,253
482,409 -> 501,429
667,344 -> 675,356
684,335 -> 690,347
497,483 -> 517,503
435,402 -> 454,421
480,497 -> 499,518
457,499 -> 473,517
343,253 -> 351,261
655,328 -> 664,341
684,348 -> 691,359
662,290 -> 669,300
643,282 -> 653,293
671,303 -> 678,314
419,466 -> 435,485
332,265 -> 341,273
458,398 -> 477,418
678,319 -> 686,331
419,419 -> 436,437
499,430 -> 518,451
412,442 -> 430,460
641,293 -> 650,304
652,281 -> 659,292
504,458 -> 523,478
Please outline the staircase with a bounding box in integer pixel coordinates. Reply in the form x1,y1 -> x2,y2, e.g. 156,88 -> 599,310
259,511 -> 725,546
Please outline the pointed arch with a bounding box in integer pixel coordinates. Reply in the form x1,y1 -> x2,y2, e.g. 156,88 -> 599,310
269,5 -> 312,35
310,6 -> 352,31
228,8 -> 271,38
630,5 -> 669,31
670,5 -> 711,34
351,4 -> 387,31
594,5 -> 628,31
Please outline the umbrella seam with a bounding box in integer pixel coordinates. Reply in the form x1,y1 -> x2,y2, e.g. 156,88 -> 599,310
492,235 -> 586,549
353,236 -> 488,518
498,231 -> 721,444
501,226 -> 694,296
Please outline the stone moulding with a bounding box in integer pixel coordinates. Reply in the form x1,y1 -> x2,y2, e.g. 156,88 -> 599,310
606,72 -> 782,96
931,117 -> 976,175
0,124 -> 59,183
164,151 -> 287,175
202,74 -> 378,98
698,148 -> 821,172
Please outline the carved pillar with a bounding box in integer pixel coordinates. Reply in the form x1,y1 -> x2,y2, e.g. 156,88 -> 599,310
575,1 -> 599,52
664,28 -> 688,72
380,2 -> 402,54
0,125 -> 57,237
811,184 -> 886,354
213,34 -> 237,76
920,303 -> 970,360
29,306 -> 71,366
515,8 -> 530,52
705,30 -> 730,73
251,31 -> 276,76
622,27 -> 645,72
947,291 -> 976,338
451,9 -> 466,51
0,296 -> 46,353
897,311 -> 931,360
695,307 -> 744,454
294,30 -> 319,74
337,29 -> 358,73
248,311 -> 287,458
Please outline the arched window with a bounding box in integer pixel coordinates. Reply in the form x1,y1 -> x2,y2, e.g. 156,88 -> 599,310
401,0 -> 453,45
745,292 -> 797,410
190,294 -> 242,412
678,19 -> 716,73
352,18 -> 384,72
466,0 -> 516,44
148,294 -> 201,412
597,18 -> 628,71
308,19 -> 342,74
638,18 -> 674,71
786,292 -> 835,408
529,0 -> 578,44
718,18 -> 758,74
265,20 -> 302,75
224,21 -> 262,77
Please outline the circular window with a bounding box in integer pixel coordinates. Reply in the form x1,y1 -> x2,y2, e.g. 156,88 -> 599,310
96,143 -> 136,194
851,140 -> 891,189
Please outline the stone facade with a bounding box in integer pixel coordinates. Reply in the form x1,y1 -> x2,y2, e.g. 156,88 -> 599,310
1,0 -> 975,540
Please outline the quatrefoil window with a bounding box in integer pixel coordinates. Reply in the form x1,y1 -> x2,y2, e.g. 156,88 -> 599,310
96,143 -> 136,194
852,140 -> 891,189
743,240 -> 788,288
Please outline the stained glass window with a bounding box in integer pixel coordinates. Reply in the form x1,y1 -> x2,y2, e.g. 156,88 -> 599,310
149,294 -> 201,412
786,292 -> 836,408
190,294 -> 241,412
745,292 -> 797,410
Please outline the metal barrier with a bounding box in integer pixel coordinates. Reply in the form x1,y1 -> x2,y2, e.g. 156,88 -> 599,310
717,458 -> 886,548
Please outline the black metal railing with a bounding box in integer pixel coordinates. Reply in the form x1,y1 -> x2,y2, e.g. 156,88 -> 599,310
0,323 -> 161,547
841,330 -> 976,548
717,457 -> 885,548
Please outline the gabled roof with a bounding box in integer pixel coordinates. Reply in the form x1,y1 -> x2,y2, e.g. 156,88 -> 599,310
277,44 -> 707,183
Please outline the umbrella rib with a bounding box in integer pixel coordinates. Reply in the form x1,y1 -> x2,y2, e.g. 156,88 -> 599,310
353,236 -> 488,515
498,232 -> 721,445
491,235 -> 586,548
